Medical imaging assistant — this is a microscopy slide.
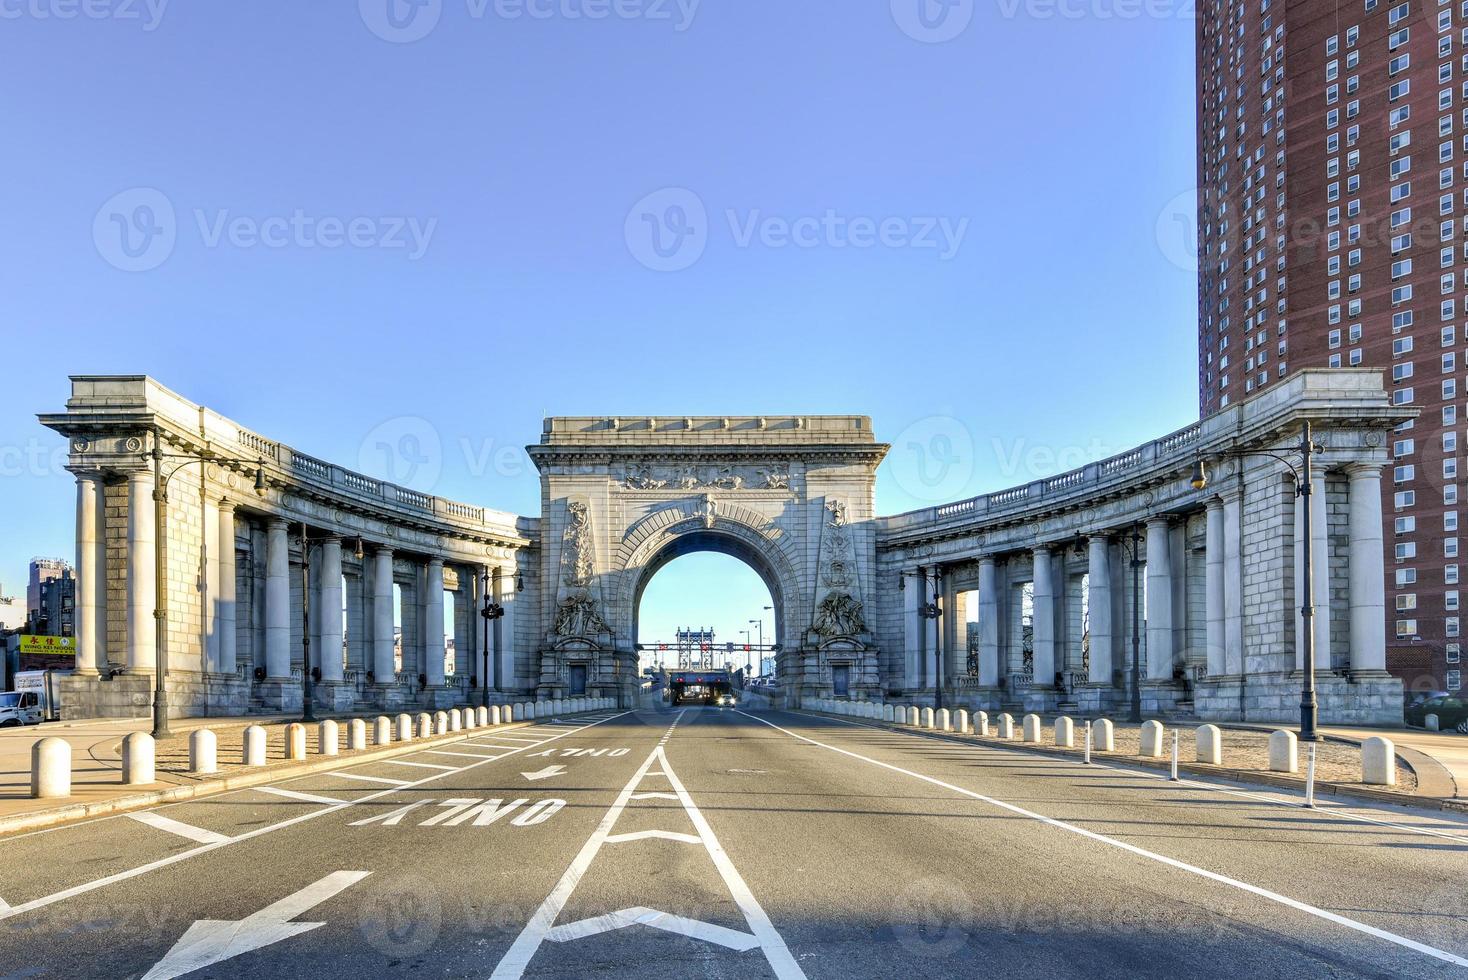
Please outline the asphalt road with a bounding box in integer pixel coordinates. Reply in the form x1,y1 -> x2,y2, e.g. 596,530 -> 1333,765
0,704 -> 1465,979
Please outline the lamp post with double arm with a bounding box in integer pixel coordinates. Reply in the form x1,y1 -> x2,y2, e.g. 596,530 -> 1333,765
480,567 -> 504,710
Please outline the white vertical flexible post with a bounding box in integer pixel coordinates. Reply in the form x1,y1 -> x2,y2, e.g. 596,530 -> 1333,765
1305,743 -> 1317,808
1169,729 -> 1180,782
1084,720 -> 1092,765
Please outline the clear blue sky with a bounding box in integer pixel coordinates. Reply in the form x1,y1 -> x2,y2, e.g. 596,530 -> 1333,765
0,2 -> 1199,639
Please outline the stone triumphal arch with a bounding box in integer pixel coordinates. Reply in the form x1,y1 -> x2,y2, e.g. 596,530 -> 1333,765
526,416 -> 887,702
39,370 -> 1409,724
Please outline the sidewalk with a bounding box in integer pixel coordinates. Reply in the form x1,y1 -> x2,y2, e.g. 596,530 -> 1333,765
0,705 -> 553,834
1322,725 -> 1468,799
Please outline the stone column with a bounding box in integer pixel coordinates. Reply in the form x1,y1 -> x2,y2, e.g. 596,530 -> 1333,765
202,494 -> 220,674
977,557 -> 1000,686
264,518 -> 290,681
319,537 -> 344,682
496,564 -> 517,691
902,569 -> 921,688
1204,498 -> 1226,678
1294,475 -> 1332,669
1031,546 -> 1056,687
1087,537 -> 1113,684
1348,464 -> 1388,674
125,469 -> 156,673
425,558 -> 446,687
372,547 -> 396,683
1145,517 -> 1174,681
1222,490 -> 1244,675
921,569 -> 939,690
73,473 -> 104,674
217,502 -> 237,676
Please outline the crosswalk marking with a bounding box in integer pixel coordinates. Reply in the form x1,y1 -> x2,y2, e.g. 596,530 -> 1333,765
256,787 -> 346,805
127,812 -> 232,846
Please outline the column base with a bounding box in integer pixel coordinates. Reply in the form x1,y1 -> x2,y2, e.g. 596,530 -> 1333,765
254,679 -> 303,713
1139,680 -> 1189,717
1074,682 -> 1123,716
422,686 -> 460,709
1021,686 -> 1060,714
314,680 -> 356,712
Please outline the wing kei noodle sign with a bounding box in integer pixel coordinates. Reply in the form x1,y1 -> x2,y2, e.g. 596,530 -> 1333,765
18,635 -> 75,656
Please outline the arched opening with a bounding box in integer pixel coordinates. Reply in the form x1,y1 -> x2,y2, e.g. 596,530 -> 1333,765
634,536 -> 780,703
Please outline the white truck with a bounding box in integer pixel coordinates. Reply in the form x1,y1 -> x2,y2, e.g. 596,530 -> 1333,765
1,671 -> 59,725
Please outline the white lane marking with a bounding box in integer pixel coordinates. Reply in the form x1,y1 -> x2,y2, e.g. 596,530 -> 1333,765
521,765 -> 567,782
746,710 -> 1468,970
469,745 -> 530,752
381,760 -> 457,771
140,870 -> 370,980
605,830 -> 701,845
0,713 -> 626,923
424,750 -> 504,760
127,812 -> 232,846
546,906 -> 759,951
490,711 -> 804,980
488,736 -> 546,744
629,792 -> 679,801
0,895 -> 11,911
331,773 -> 410,786
255,787 -> 347,806
824,712 -> 1468,844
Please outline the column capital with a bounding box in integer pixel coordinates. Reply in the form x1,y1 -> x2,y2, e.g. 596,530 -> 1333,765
427,556 -> 445,569
1345,461 -> 1384,479
1145,514 -> 1172,530
266,516 -> 288,530
376,545 -> 394,558
217,497 -> 238,513
977,553 -> 996,568
1205,494 -> 1225,512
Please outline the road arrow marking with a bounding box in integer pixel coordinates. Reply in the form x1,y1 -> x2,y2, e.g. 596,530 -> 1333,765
521,765 -> 567,781
546,906 -> 759,950
140,870 -> 370,980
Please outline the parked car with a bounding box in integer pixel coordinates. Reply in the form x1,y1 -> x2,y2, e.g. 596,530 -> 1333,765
0,691 -> 44,727
1405,695 -> 1468,730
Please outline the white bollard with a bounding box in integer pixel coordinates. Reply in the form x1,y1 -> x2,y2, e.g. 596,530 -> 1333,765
921,707 -> 936,729
935,708 -> 951,732
396,713 -> 413,741
1055,716 -> 1075,748
1425,713 -> 1441,732
1022,714 -> 1042,743
1139,720 -> 1165,758
882,705 -> 895,722
1268,729 -> 1298,773
434,711 -> 449,735
955,709 -> 970,734
375,716 -> 394,746
477,706 -> 489,726
284,723 -> 307,761
417,713 -> 433,739
449,708 -> 462,732
1362,735 -> 1397,786
907,707 -> 921,726
490,705 -> 503,725
1092,718 -> 1115,752
975,711 -> 990,736
1195,724 -> 1222,765
524,703 -> 537,721
349,718 -> 368,751
122,732 -> 156,784
319,719 -> 339,756
243,725 -> 267,766
189,729 -> 217,774
31,737 -> 71,799
997,713 -> 1014,739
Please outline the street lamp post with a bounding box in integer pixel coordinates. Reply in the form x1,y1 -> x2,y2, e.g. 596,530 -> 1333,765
1121,526 -> 1144,724
1190,420 -> 1322,741
918,566 -> 943,711
480,568 -> 504,710
299,522 -> 315,723
146,428 -> 265,739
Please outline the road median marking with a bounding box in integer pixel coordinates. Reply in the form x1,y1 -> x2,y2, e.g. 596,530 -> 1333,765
127,811 -> 232,846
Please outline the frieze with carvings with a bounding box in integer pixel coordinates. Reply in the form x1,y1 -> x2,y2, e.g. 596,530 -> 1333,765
621,461 -> 791,492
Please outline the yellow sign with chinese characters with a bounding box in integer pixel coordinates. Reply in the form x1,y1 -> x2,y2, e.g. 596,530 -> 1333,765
18,635 -> 76,656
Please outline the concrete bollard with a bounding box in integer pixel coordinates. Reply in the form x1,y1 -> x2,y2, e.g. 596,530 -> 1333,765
882,705 -> 895,722
551,698 -> 563,715
1268,729 -> 1298,773
449,709 -> 462,732
1139,720 -> 1165,758
1022,714 -> 1042,743
31,737 -> 71,799
1362,736 -> 1397,786
907,707 -> 921,726
1092,718 -> 1115,752
1195,724 -> 1222,765
937,708 -> 952,732
975,711 -> 990,736
375,716 -> 394,746
122,732 -> 156,784
1425,714 -> 1441,732
955,709 -> 970,734
243,725 -> 267,766
921,707 -> 936,729
477,706 -> 489,726
417,713 -> 433,739
524,703 -> 537,720
349,718 -> 368,751
396,713 -> 413,742
1055,716 -> 1075,748
997,713 -> 1014,739
319,719 -> 340,756
490,705 -> 503,725
189,729 -> 218,774
284,723 -> 307,761
434,711 -> 449,735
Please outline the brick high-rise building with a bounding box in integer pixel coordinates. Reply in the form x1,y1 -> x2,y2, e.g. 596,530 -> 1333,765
1197,0 -> 1465,697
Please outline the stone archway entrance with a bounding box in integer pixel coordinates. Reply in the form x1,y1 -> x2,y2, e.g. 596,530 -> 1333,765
526,415 -> 889,705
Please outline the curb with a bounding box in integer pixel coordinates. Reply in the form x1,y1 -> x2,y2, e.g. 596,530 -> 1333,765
802,710 -> 1465,813
0,711 -> 604,839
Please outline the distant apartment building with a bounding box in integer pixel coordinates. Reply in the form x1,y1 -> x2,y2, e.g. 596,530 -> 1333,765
1196,0 -> 1466,695
25,558 -> 73,637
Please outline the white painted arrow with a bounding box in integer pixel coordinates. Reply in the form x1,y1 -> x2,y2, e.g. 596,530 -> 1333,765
140,870 -> 370,980
521,765 -> 567,782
